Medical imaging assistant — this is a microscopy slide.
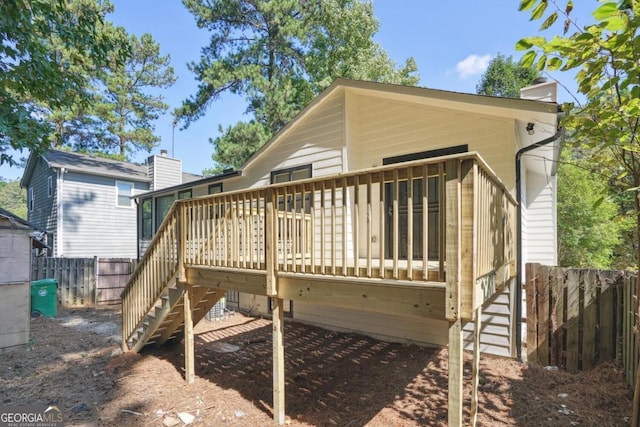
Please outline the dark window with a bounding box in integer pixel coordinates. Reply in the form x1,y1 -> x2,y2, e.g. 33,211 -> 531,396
382,145 -> 467,261
271,165 -> 312,214
271,164 -> 312,184
178,189 -> 192,199
208,183 -> 223,194
28,188 -> 34,211
47,176 -> 53,198
155,194 -> 175,230
141,198 -> 152,239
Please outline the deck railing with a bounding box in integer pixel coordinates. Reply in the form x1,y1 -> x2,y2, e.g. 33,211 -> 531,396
121,152 -> 517,347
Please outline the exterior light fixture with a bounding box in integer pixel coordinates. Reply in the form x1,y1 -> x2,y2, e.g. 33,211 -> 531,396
526,122 -> 535,135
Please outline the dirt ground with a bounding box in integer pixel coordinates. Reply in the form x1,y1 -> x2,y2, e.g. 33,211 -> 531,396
0,307 -> 633,426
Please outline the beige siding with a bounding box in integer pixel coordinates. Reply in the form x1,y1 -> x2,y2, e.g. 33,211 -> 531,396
349,95 -> 517,191
293,302 -> 449,346
227,91 -> 346,191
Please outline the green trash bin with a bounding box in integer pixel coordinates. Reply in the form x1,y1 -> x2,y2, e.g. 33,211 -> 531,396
31,279 -> 58,318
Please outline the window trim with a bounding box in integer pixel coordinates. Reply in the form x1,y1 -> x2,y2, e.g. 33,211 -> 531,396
382,144 -> 469,165
47,176 -> 53,198
115,180 -> 134,208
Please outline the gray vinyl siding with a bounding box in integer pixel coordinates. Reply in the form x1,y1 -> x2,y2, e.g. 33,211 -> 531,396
61,172 -> 147,257
149,155 -> 182,190
26,158 -> 57,251
525,170 -> 557,265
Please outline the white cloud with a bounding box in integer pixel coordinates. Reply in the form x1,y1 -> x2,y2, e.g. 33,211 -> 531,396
455,54 -> 492,79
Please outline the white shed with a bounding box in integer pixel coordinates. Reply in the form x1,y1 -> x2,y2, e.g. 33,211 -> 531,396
0,208 -> 43,352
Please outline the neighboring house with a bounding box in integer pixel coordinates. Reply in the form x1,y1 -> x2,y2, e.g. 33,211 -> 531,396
134,78 -> 562,357
0,208 -> 46,351
21,149 -> 200,258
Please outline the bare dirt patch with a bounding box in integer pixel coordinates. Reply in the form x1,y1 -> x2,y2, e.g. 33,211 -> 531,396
0,307 -> 633,426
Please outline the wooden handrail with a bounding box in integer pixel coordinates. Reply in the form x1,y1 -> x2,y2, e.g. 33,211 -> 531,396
121,152 -> 518,349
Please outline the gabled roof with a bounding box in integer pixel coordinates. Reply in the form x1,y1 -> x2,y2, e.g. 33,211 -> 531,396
0,207 -> 39,230
21,150 -> 203,188
49,150 -> 148,180
240,78 -> 560,171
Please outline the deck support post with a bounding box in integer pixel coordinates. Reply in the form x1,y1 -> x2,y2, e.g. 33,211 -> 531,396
470,305 -> 482,426
445,159 -> 464,426
448,319 -> 463,426
272,297 -> 286,425
184,283 -> 195,384
266,189 -> 286,425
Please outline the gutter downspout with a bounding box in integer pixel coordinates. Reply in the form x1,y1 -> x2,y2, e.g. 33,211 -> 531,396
515,127 -> 563,361
134,198 -> 140,261
56,168 -> 66,257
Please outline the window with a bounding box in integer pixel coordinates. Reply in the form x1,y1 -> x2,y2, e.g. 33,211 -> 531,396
47,176 -> 53,198
116,181 -> 134,207
271,164 -> 312,184
28,187 -> 34,211
208,183 -> 223,194
382,145 -> 467,261
271,165 -> 312,213
156,194 -> 175,230
178,189 -> 192,199
141,198 -> 152,240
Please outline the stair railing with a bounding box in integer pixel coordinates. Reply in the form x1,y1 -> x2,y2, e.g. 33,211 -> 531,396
121,202 -> 180,349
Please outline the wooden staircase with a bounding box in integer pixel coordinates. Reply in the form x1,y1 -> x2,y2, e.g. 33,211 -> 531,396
121,203 -> 227,353
125,281 -> 226,353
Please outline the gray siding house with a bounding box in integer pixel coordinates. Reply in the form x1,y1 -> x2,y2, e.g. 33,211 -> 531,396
21,149 -> 199,258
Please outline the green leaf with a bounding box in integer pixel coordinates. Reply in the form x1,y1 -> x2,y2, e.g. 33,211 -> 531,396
515,38 -> 533,50
531,0 -> 548,20
592,2 -> 618,20
540,12 -> 558,30
519,0 -> 537,11
603,16 -> 627,31
536,54 -> 548,70
521,50 -> 537,68
547,57 -> 562,70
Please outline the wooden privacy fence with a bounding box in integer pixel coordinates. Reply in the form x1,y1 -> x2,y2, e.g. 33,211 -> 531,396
526,263 -> 639,386
32,257 -> 134,306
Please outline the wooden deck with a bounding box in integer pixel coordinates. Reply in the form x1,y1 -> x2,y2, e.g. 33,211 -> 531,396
121,152 -> 517,426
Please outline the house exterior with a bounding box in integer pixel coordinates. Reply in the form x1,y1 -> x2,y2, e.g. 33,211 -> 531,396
0,208 -> 44,352
134,78 -> 562,357
21,149 -> 200,258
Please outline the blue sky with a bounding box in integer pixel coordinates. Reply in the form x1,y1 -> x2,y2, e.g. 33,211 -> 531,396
0,0 -> 596,180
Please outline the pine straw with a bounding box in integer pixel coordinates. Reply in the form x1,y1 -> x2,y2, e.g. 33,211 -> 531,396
0,309 -> 633,426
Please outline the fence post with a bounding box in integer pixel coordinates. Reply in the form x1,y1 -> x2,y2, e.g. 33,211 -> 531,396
525,263 -> 540,364
93,256 -> 98,306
